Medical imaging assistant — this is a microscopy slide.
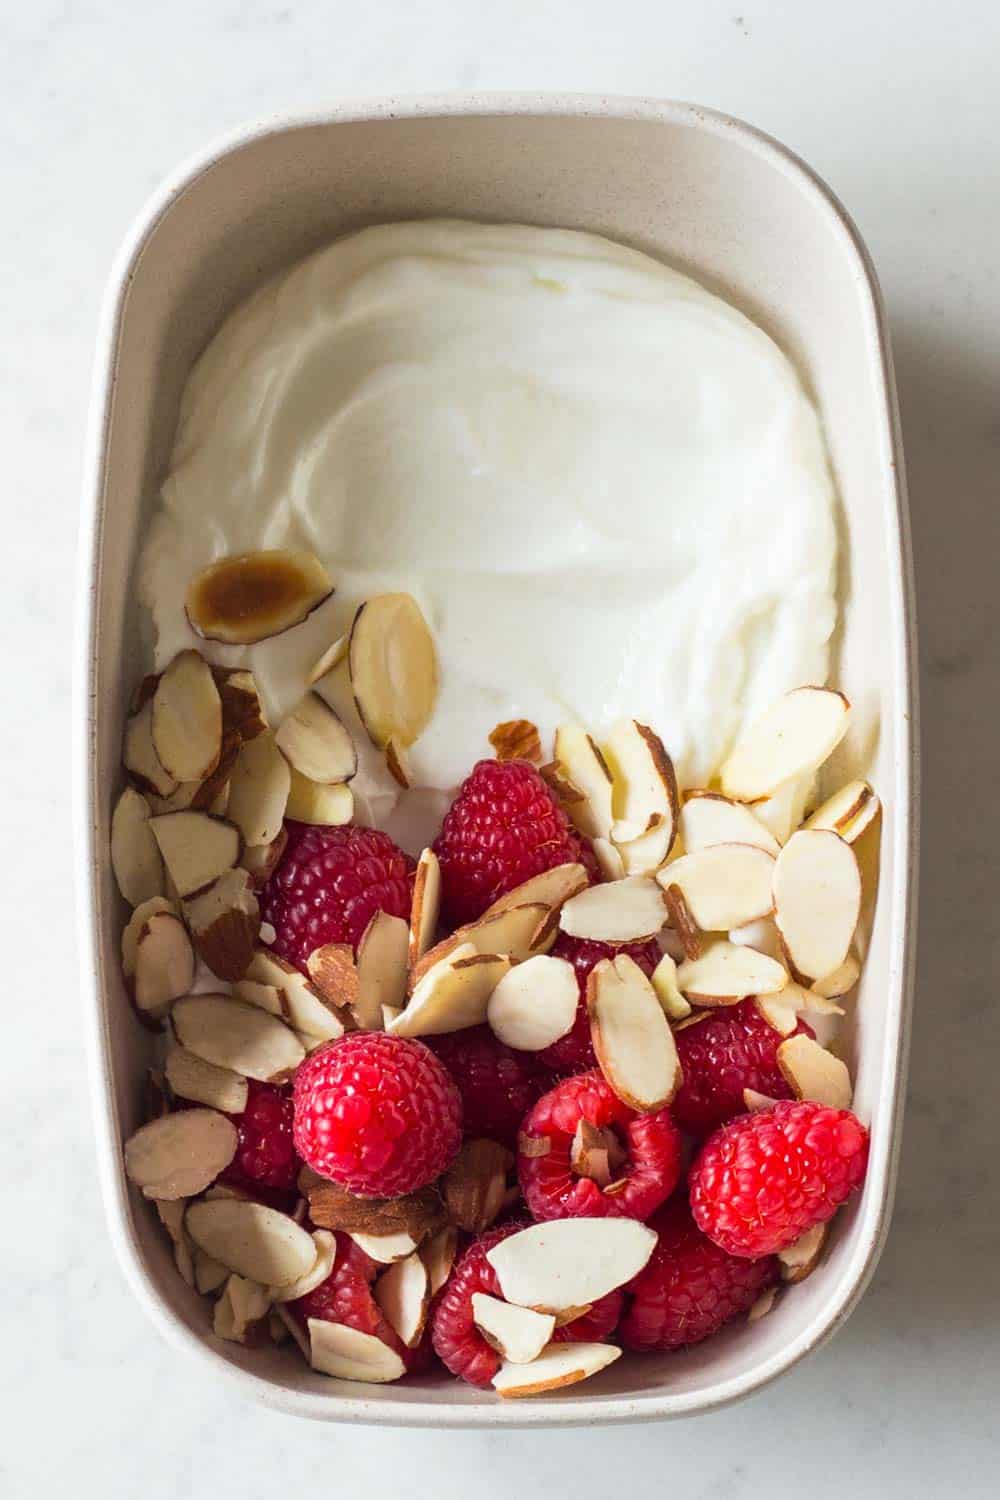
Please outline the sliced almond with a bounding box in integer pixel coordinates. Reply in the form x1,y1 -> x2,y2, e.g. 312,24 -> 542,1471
743,1088 -> 781,1111
662,884 -> 702,961
123,1109 -> 237,1200
442,1139 -> 512,1234
650,953 -> 691,1021
241,827 -> 288,888
412,903 -> 555,988
570,1120 -> 627,1188
587,955 -> 681,1111
559,877 -> 666,945
720,687 -> 851,803
679,792 -> 781,856
776,1034 -> 852,1109
268,1229 -> 337,1302
111,787 -> 165,908
165,1046 -> 248,1113
122,895 -> 177,978
804,779 -> 880,844
274,1303 -> 312,1360
811,951 -> 862,998
183,867 -> 260,981
492,1341 -> 621,1398
186,549 -> 333,646
225,732 -> 290,847
349,593 -> 438,750
232,978 -> 286,1017
373,1253 -> 429,1347
275,693 -> 357,784
676,941 -> 787,1006
753,991 -> 803,1036
778,1222 -> 828,1283
350,1230 -> 421,1265
420,1227 -> 458,1295
657,844 -> 775,932
283,772 -> 354,826
773,830 -> 861,982
171,994 -> 305,1082
539,761 -> 586,810
484,863 -> 589,919
124,699 -> 178,799
305,1178 -> 445,1239
247,948 -> 346,1041
486,1218 -> 656,1313
155,1198 -> 195,1286
134,911 -> 196,1022
728,917 -> 783,958
307,632 -> 349,686
151,650 -> 223,783
384,739 -> 411,788
305,943 -> 360,1016
409,848 -> 441,965
473,1295 -> 554,1364
149,811 -> 241,899
489,719 -> 542,763
603,719 -> 679,872
355,910 -> 408,1030
553,726 -> 614,841
213,1274 -> 271,1344
185,1198 -> 317,1286
591,838 -> 625,882
195,1250 -> 233,1295
216,669 -> 268,746
747,1287 -> 778,1323
487,955 -> 578,1051
388,945 -> 511,1038
308,1319 -> 406,1383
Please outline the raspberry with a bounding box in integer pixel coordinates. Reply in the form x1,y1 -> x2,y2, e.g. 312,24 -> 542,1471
672,999 -> 815,1137
689,1098 -> 870,1257
293,1231 -> 430,1374
429,1025 -> 549,1149
433,759 -> 599,928
293,1033 -> 462,1197
536,935 -> 661,1074
518,1071 -> 682,1223
619,1198 -> 778,1352
219,1080 -> 300,1197
260,822 -> 415,971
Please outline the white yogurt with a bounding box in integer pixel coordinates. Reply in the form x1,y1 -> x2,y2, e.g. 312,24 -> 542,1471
140,220 -> 837,840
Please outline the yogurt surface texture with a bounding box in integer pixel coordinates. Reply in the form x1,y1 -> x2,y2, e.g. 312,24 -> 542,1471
140,219 -> 837,835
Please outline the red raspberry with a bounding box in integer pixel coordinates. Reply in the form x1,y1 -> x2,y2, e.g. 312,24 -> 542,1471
689,1098 -> 870,1257
433,759 -> 599,928
536,935 -> 661,1074
260,822 -> 415,971
619,1198 -> 778,1352
220,1080 -> 300,1196
428,1025 -> 549,1149
293,1033 -> 462,1197
518,1071 -> 682,1223
672,999 -> 815,1137
293,1231 -> 431,1374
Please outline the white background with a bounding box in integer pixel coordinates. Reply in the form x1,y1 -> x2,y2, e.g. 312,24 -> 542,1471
4,3 -> 999,1496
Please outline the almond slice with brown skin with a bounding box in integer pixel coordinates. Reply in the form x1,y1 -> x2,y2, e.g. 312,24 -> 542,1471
151,650 -> 223,784
226,732 -> 290,847
171,994 -> 305,1082
284,772 -> 354,826
487,955 -> 578,1051
489,719 -> 543,763
720,687 -> 851,803
355,910 -> 409,1029
492,1341 -> 622,1398
776,1034 -> 852,1108
486,1218 -> 656,1314
122,895 -> 178,978
350,1230 -> 421,1265
553,725 -> 614,841
215,668 -> 268,743
124,1109 -> 238,1200
559,877 -> 667,944
305,1178 -> 445,1239
679,792 -> 781,856
484,862 -> 589,919
124,698 -> 178,799
778,1222 -> 828,1282
473,1295 -> 555,1364
804,779 -> 880,844
183,867 -> 260,982
308,1320 -> 406,1383
411,903 -> 555,988
374,1253 -> 430,1347
186,549 -> 333,646
663,884 -> 702,961
603,719 -> 679,873
389,945 -> 511,1038
306,943 -> 360,1015
773,830 -> 861,982
420,1227 -> 458,1295
349,593 -> 438,750
165,1046 -> 248,1113
747,1287 -> 778,1322
241,827 -> 289,889
676,940 -> 787,1007
134,911 -> 196,1023
111,787 -> 165,907
409,848 -> 441,965
149,811 -> 242,899
275,693 -> 357,784
185,1198 -> 317,1285
384,739 -> 411,788
268,1230 -> 337,1302
650,953 -> 691,1021
657,844 -> 775,932
587,954 -> 681,1111
570,1119 -> 627,1188
246,948 -> 345,1041
442,1139 -> 513,1234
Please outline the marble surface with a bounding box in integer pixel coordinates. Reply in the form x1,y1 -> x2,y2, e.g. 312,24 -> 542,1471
4,2 -> 998,1495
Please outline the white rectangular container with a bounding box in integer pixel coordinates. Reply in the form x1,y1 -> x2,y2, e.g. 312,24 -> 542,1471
75,95 -> 918,1426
